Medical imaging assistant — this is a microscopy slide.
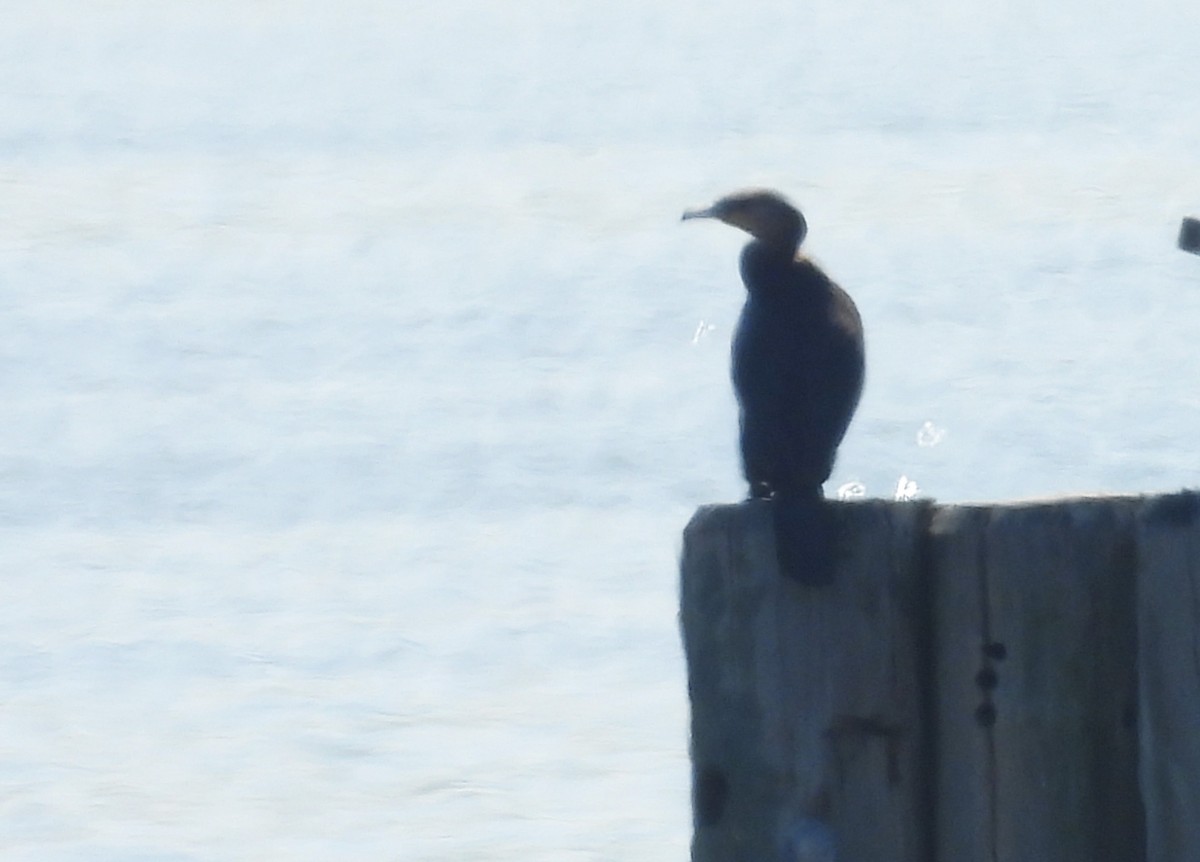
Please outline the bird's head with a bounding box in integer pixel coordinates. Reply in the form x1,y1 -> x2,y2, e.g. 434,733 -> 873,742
682,188 -> 807,252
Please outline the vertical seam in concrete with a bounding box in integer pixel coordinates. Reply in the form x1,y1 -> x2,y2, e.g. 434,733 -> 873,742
913,500 -> 938,862
977,513 -> 999,862
1188,530 -> 1200,681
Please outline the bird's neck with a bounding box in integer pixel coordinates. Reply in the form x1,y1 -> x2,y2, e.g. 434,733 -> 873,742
739,239 -> 799,294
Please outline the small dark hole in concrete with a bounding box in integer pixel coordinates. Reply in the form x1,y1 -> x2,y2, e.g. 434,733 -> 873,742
975,702 -> 996,727
983,641 -> 1007,661
694,766 -> 729,827
975,667 -> 998,690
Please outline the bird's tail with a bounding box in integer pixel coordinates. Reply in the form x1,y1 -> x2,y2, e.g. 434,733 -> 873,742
772,489 -> 837,586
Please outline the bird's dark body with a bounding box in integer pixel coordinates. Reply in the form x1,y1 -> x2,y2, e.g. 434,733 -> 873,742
733,241 -> 864,497
683,189 -> 865,585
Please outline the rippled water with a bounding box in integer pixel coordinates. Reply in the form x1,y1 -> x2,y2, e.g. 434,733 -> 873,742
3,2 -> 1200,859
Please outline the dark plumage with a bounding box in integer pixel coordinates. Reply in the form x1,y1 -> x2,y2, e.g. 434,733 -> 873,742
683,189 -> 865,585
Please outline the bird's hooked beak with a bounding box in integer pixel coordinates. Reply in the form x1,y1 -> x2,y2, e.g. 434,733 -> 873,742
681,203 -> 721,222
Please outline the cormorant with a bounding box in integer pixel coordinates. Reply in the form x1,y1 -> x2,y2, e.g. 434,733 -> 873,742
683,189 -> 865,585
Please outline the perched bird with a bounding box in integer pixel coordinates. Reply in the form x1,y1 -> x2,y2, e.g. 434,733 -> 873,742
683,189 -> 864,585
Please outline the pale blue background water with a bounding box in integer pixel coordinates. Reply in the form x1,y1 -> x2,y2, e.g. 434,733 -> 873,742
3,2 -> 1200,859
